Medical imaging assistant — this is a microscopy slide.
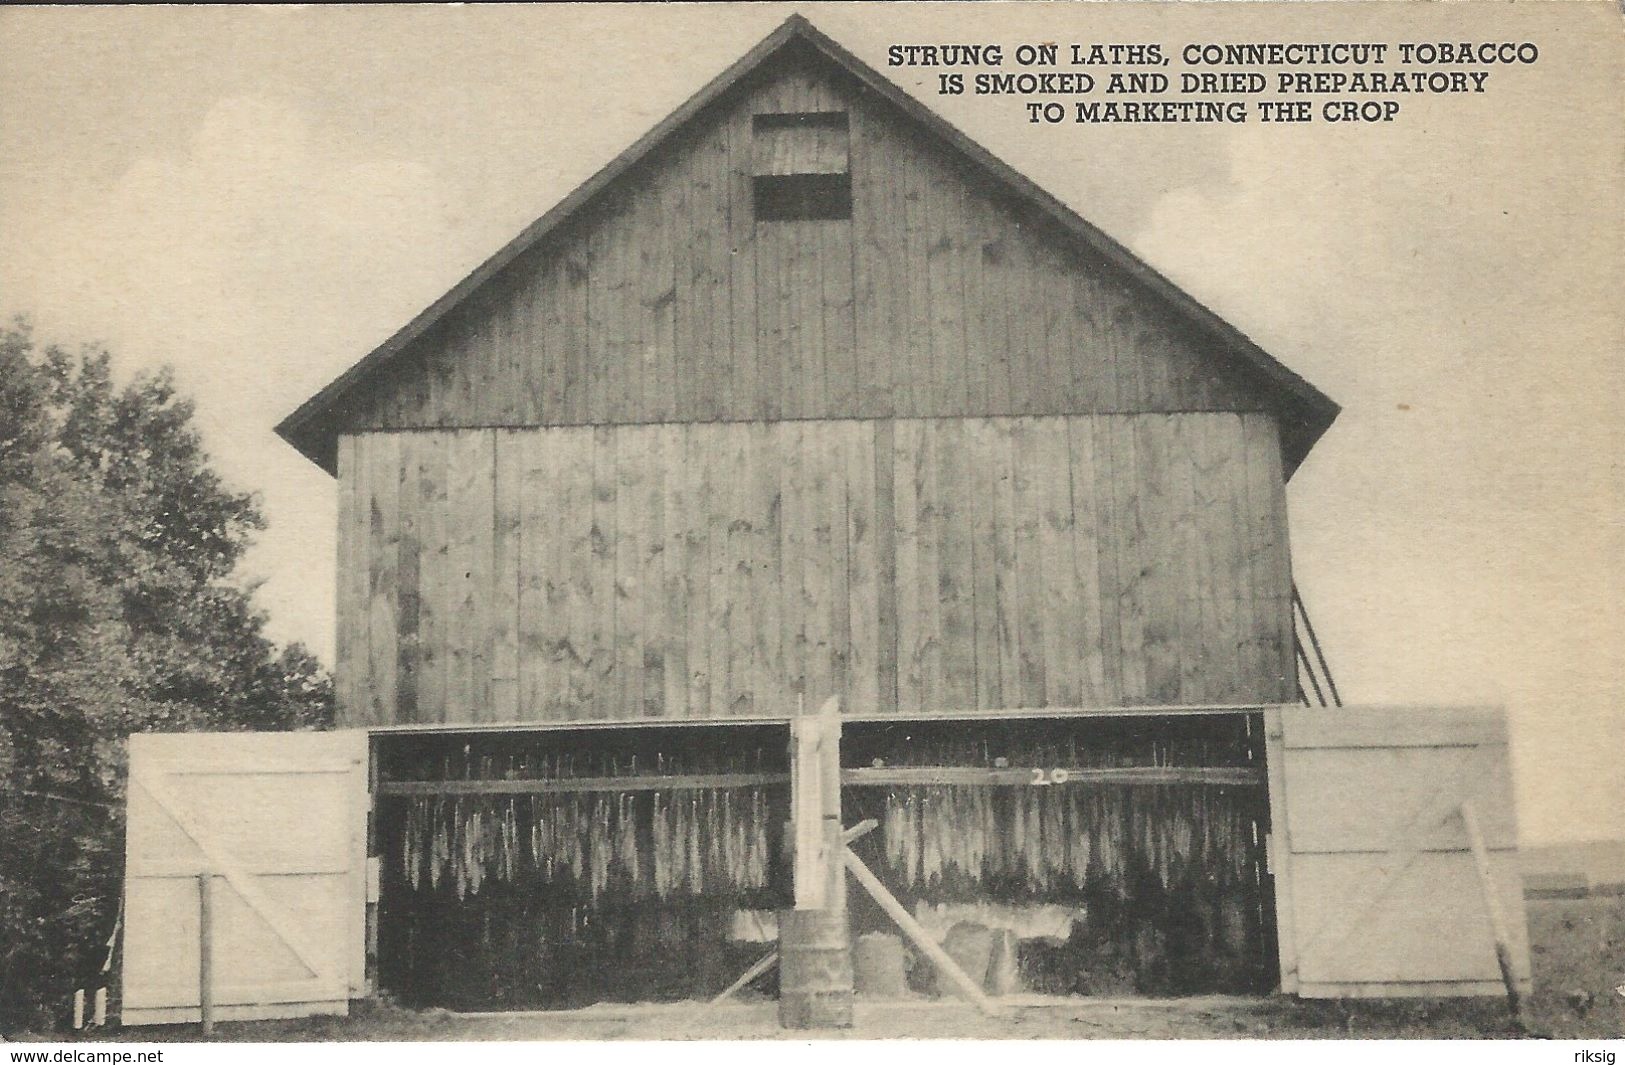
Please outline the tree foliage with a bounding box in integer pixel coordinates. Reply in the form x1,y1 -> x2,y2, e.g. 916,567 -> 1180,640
0,320 -> 333,1030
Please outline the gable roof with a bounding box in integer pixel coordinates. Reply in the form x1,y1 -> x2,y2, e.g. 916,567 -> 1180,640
276,14 -> 1338,476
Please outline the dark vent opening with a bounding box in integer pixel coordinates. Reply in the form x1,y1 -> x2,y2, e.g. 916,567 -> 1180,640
753,172 -> 852,222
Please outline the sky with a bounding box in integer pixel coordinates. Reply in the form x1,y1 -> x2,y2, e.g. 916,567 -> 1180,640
1,2 -> 1619,844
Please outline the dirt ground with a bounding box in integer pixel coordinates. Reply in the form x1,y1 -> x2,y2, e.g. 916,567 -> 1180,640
38,895 -> 1625,1041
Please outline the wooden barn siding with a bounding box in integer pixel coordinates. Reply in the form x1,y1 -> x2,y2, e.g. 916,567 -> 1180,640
335,413 -> 1293,727
342,58 -> 1264,435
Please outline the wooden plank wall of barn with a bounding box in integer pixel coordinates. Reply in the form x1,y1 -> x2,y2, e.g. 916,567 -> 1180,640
339,52 -> 1270,435
334,413 -> 1293,727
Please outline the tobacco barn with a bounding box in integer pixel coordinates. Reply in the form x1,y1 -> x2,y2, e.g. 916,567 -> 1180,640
118,16 -> 1530,1027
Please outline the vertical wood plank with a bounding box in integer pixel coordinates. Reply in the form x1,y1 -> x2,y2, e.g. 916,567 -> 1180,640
1106,416 -> 1145,703
726,427 -> 759,714
660,425 -> 690,719
821,220 -> 857,413
559,240 -> 590,425
683,425 -> 712,718
1009,419 -> 1048,706
557,428 -> 595,717
444,430 -> 493,722
415,432 -> 448,721
639,427 -> 666,716
1136,415 -> 1181,704
365,432 -> 401,727
517,429 -> 550,718
852,105 -> 899,418
753,423 -> 785,715
704,425 -> 731,717
589,426 -> 618,718
694,116 -> 732,421
1205,414 -> 1250,703
1002,211 -> 1040,415
845,422 -> 879,715
550,427 -> 587,717
804,422 -> 836,708
823,424 -> 850,709
892,419 -> 921,713
1036,418 -> 1081,707
1170,415 -> 1205,704
654,162 -> 681,424
900,137 -> 933,418
1065,417 -> 1108,704
491,430 -> 521,720
334,435 -> 361,725
991,419 -> 1023,710
934,419 -> 976,709
671,137 -> 699,422
926,155 -> 970,415
779,422 -> 809,704
913,419 -> 943,711
726,103 -> 760,419
966,419 -> 1002,711
394,435 -> 421,724
871,421 -> 898,713
1243,412 -> 1294,701
614,426 -> 645,719
796,221 -> 827,420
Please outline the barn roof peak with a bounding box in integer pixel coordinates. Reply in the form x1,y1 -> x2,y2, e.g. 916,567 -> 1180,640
276,13 -> 1338,475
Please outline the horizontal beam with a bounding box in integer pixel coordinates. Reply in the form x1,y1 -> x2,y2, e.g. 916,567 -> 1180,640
843,765 -> 1265,787
377,772 -> 788,796
376,767 -> 1263,796
362,704 -> 1287,736
841,704 -> 1279,724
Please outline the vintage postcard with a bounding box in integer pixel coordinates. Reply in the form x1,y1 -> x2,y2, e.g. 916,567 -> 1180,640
0,1 -> 1619,1053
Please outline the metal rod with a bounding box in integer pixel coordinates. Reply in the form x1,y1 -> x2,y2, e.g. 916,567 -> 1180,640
1295,639 -> 1327,707
1293,584 -> 1342,707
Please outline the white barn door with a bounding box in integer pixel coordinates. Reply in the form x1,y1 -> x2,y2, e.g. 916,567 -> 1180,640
1266,705 -> 1532,999
121,731 -> 368,1025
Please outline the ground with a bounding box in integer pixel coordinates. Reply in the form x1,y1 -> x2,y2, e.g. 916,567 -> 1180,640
31,895 -> 1625,1041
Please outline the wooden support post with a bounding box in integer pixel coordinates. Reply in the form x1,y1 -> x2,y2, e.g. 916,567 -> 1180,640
781,697 -> 854,1029
197,872 -> 215,1037
1459,801 -> 1522,1022
790,697 -> 843,909
707,824 -> 876,1016
818,697 -> 844,911
841,845 -> 1000,1016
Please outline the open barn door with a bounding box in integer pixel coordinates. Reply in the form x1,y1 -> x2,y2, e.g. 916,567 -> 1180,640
1265,706 -> 1532,999
121,731 -> 369,1026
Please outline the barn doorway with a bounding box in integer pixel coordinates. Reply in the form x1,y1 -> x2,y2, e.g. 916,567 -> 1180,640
372,723 -> 793,1010
370,712 -> 1278,1010
840,712 -> 1279,997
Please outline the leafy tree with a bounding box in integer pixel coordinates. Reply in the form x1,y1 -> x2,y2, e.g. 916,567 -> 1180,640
0,320 -> 333,1030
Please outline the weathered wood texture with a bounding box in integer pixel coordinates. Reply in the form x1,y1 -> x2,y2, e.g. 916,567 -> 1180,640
336,412 -> 1293,726
121,732 -> 369,1026
1265,706 -> 1532,999
338,55 -> 1269,437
